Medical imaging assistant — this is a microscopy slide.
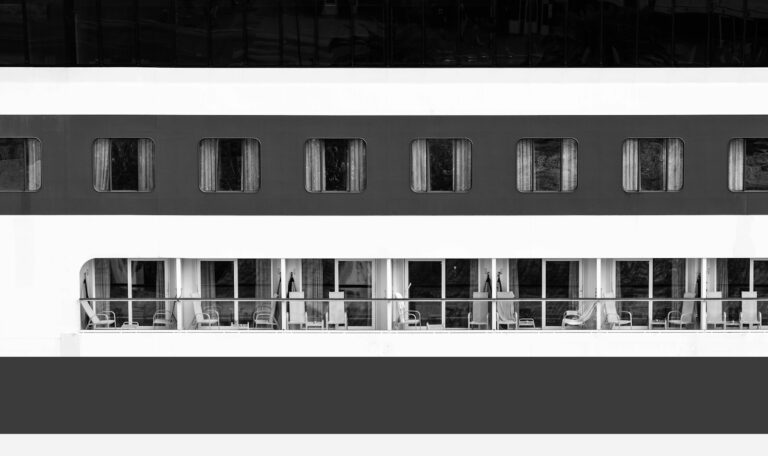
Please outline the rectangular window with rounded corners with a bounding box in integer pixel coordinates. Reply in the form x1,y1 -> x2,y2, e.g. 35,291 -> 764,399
622,138 -> 683,192
200,138 -> 260,193
411,138 -> 471,192
305,138 -> 366,193
517,138 -> 577,192
93,138 -> 154,192
0,138 -> 41,192
729,138 -> 768,191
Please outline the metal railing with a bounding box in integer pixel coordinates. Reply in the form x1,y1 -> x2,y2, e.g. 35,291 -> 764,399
78,296 -> 768,332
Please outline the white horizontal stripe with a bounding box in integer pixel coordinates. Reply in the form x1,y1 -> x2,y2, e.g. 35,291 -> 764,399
0,68 -> 766,115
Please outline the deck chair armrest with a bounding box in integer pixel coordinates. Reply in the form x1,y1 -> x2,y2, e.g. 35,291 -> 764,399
620,311 -> 632,320
409,310 -> 421,319
666,311 -> 680,321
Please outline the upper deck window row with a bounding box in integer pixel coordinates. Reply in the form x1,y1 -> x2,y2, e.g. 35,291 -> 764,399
2,136 -> 767,194
2,0 -> 767,67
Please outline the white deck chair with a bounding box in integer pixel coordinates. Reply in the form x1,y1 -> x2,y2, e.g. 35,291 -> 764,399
603,292 -> 632,329
253,301 -> 278,330
327,291 -> 348,330
496,291 -> 518,329
152,300 -> 176,329
394,292 -> 421,329
469,292 -> 489,329
561,300 -> 597,329
192,292 -> 219,329
740,291 -> 761,330
706,291 -> 725,329
81,300 -> 116,330
287,291 -> 308,329
666,292 -> 696,329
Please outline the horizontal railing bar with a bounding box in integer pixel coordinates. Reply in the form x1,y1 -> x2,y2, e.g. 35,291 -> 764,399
77,297 -> 755,302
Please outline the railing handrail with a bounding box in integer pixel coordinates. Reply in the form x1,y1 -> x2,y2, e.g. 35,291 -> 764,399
77,297 -> 744,303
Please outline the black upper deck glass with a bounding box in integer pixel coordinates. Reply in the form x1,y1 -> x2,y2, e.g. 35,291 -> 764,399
2,0 -> 766,67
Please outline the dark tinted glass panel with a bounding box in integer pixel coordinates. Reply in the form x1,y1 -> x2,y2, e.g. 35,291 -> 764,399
211,0 -> 245,66
637,0 -> 674,66
428,139 -> 454,191
176,0 -> 209,65
566,0 -> 602,66
445,258 -> 476,328
530,0 -> 567,67
602,0 -> 636,67
722,258 -> 749,321
424,0 -> 457,66
131,260 -> 165,327
391,0 -> 424,65
237,258 -> 273,326
496,0 -> 528,66
638,138 -> 665,191
457,0 -> 492,65
744,138 -> 768,191
217,138 -> 243,191
338,260 -> 373,327
0,0 -> 25,64
101,0 -> 137,65
408,261 -> 442,325
316,0 -> 353,66
246,0 -> 281,65
745,3 -> 768,66
674,0 -> 709,66
28,0 -> 68,65
105,259 -> 129,326
516,258 -> 542,327
651,258 -> 685,320
754,260 -> 768,325
710,2 -> 744,66
202,261 -> 235,325
617,260 -> 649,326
110,139 -> 139,191
0,138 -> 26,191
324,138 -> 349,191
533,138 -> 562,191
281,1 -> 315,66
301,258 -> 335,321
73,0 -> 99,64
354,0 -> 385,65
545,260 -> 578,327
138,0 -> 175,65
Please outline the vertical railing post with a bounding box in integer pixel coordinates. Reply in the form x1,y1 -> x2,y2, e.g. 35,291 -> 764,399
176,258 -> 183,330
386,258 -> 393,331
596,258 -> 602,330
701,258 -> 708,330
491,258 -> 497,330
280,258 -> 287,330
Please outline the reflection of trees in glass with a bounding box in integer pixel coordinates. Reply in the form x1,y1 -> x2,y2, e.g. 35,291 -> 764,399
745,139 -> 768,191
0,139 -> 25,191
324,139 -> 350,191
533,139 -> 562,191
338,261 -> 372,327
110,139 -> 139,191
445,259 -> 476,328
217,139 -> 243,191
638,139 -> 665,191
428,139 -> 454,191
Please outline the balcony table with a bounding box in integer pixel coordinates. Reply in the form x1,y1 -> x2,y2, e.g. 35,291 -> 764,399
518,318 -> 536,329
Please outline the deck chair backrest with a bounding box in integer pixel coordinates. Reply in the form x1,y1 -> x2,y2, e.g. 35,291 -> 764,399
497,291 -> 516,321
471,292 -> 489,323
707,291 -> 723,324
288,292 -> 306,323
328,291 -> 345,323
742,291 -> 758,322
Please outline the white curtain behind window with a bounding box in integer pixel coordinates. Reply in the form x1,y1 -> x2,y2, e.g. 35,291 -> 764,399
243,138 -> 260,192
666,138 -> 683,191
516,139 -> 533,192
349,138 -> 366,192
411,139 -> 428,192
508,259 -> 520,315
93,138 -> 111,191
305,139 -> 324,192
622,139 -> 639,192
26,139 -> 41,191
453,139 -> 472,192
728,138 -> 745,192
137,139 -> 154,192
199,139 -> 218,192
562,138 -> 578,192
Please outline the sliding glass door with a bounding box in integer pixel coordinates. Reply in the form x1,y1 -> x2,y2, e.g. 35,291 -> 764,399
544,260 -> 580,328
201,261 -> 235,326
130,260 -> 166,326
717,258 -> 749,321
616,260 -> 650,327
92,258 -> 167,327
445,259 -> 478,328
408,260 -> 443,326
337,260 -> 373,328
754,260 -> 768,326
